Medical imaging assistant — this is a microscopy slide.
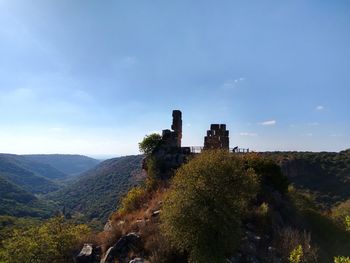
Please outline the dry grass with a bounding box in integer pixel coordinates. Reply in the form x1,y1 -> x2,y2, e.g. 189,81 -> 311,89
273,226 -> 318,263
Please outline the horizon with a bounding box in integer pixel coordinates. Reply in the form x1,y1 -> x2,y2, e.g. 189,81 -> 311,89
1,1 -> 349,155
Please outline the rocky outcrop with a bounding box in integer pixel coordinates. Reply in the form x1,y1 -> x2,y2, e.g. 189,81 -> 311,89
101,233 -> 141,263
74,244 -> 101,263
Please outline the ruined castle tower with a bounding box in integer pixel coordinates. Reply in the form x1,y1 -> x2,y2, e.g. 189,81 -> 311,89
204,124 -> 229,150
171,110 -> 182,147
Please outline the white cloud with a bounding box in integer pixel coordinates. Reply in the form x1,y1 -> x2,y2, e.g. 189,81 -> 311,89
305,133 -> 313,137
316,105 -> 324,110
308,122 -> 319,126
260,120 -> 276,126
239,132 -> 257,137
222,77 -> 245,90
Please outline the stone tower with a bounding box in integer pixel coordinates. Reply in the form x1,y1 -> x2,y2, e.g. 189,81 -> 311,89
203,124 -> 229,150
171,110 -> 182,147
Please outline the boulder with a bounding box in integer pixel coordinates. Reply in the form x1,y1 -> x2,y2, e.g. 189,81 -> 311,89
75,244 -> 93,263
101,233 -> 141,263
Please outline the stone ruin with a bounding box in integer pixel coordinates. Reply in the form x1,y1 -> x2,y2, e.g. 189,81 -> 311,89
204,124 -> 229,150
161,110 -> 183,148
145,110 -> 236,179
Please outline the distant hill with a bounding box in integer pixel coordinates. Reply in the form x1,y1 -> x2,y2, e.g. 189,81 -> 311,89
0,176 -> 56,218
49,155 -> 144,222
0,154 -> 61,194
264,149 -> 350,207
24,154 -> 100,176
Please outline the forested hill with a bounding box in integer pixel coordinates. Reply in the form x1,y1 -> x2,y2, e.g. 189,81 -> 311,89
49,155 -> 144,223
0,176 -> 55,218
265,149 -> 350,207
0,154 -> 61,194
24,154 -> 100,176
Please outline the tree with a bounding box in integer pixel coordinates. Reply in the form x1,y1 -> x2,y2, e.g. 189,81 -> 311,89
138,133 -> 162,155
0,216 -> 90,263
161,150 -> 259,263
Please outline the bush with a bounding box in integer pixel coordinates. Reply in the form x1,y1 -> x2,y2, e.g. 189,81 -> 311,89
0,216 -> 90,263
139,133 -> 162,155
161,150 -> 259,263
334,256 -> 350,263
242,153 -> 289,193
118,187 -> 148,214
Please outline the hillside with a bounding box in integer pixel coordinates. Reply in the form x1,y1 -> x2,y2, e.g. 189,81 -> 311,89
49,155 -> 144,223
24,154 -> 100,176
0,154 -> 60,194
265,149 -> 350,208
0,176 -> 56,218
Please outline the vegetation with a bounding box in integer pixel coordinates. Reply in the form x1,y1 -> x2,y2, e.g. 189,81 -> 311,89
118,186 -> 148,215
138,133 -> 162,155
161,150 -> 259,263
49,155 -> 144,224
0,176 -> 56,218
289,245 -> 303,263
265,149 -> 350,207
0,216 -> 90,263
24,154 -> 100,176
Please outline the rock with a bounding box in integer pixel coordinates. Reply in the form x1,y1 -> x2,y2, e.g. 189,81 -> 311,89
101,233 -> 141,263
104,220 -> 113,231
129,258 -> 149,263
151,210 -> 160,217
75,243 -> 93,263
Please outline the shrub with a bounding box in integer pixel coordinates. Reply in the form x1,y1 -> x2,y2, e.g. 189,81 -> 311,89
242,153 -> 289,193
274,227 -> 318,263
289,245 -> 303,263
118,187 -> 148,215
0,216 -> 90,263
161,150 -> 259,263
334,256 -> 350,263
139,133 -> 162,155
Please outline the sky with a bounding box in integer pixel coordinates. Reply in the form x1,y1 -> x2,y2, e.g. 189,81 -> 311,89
0,0 -> 349,158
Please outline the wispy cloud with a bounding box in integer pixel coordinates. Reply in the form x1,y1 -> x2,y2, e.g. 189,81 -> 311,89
222,77 -> 245,89
316,105 -> 324,110
239,132 -> 257,137
260,120 -> 276,126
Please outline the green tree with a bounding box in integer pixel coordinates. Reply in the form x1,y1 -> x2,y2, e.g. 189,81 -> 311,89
0,216 -> 90,263
161,150 -> 259,263
289,245 -> 303,263
138,133 -> 162,155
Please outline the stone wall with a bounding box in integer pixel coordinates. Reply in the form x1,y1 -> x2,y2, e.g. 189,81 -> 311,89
204,124 -> 229,150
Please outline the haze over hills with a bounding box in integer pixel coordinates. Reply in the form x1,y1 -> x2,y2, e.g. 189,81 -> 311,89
24,154 -> 101,176
0,154 -> 101,218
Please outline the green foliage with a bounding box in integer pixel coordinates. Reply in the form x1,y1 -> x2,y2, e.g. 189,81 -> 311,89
161,150 -> 259,263
49,155 -> 144,224
0,176 -> 57,218
118,186 -> 148,214
0,216 -> 90,263
257,202 -> 269,216
24,154 -> 100,176
145,157 -> 162,190
242,153 -> 289,193
138,133 -> 162,155
345,216 -> 350,231
288,187 -> 350,262
265,149 -> 350,206
289,245 -> 303,263
334,256 -> 350,263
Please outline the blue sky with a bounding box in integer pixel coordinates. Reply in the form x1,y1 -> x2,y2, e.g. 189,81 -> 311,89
0,0 -> 349,157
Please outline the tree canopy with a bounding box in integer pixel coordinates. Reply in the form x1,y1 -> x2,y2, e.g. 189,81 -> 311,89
138,133 -> 162,155
161,150 -> 259,263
